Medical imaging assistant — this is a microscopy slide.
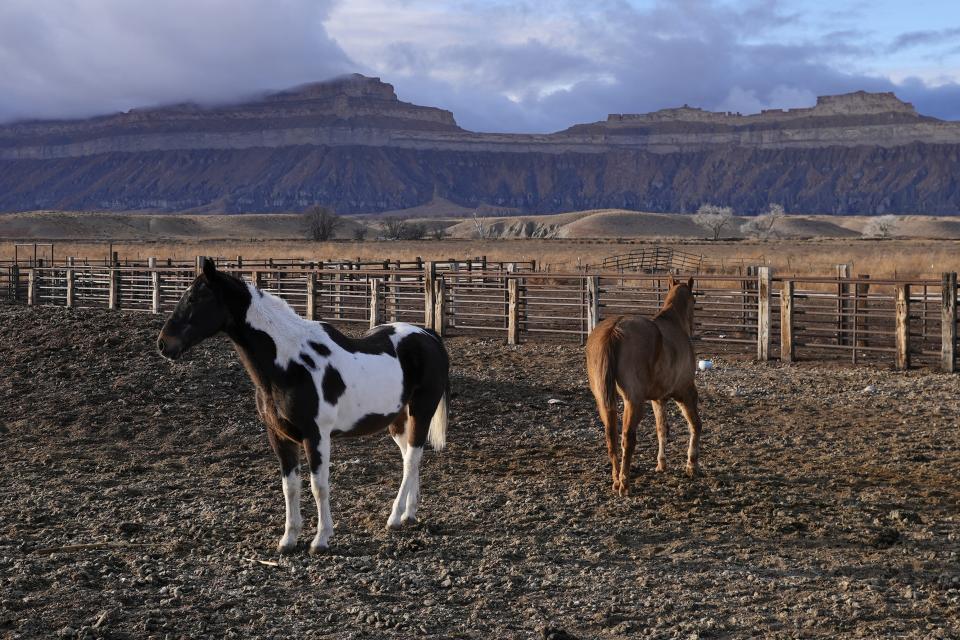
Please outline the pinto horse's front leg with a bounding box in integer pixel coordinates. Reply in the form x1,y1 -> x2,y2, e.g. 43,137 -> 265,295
267,429 -> 302,554
304,430 -> 334,553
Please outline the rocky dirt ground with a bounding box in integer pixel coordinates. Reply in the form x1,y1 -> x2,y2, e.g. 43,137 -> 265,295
0,303 -> 958,639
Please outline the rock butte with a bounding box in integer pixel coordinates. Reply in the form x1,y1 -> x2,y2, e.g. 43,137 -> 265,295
0,74 -> 958,214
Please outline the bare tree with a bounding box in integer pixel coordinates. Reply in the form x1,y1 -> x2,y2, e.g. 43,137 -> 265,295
404,222 -> 427,240
381,217 -> 409,240
743,203 -> 785,239
302,205 -> 340,241
471,210 -> 490,239
693,204 -> 735,240
862,214 -> 898,238
351,224 -> 369,241
429,223 -> 447,240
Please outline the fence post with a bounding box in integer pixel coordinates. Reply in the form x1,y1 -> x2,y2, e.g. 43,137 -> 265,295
195,255 -> 205,276
10,265 -> 19,302
149,257 -> 160,314
757,267 -> 772,361
306,271 -> 317,321
27,269 -> 37,306
369,278 -> 382,329
433,278 -> 447,336
837,263 -> 851,345
424,261 -> 436,329
895,283 -> 910,370
586,276 -> 600,333
855,275 -> 871,351
64,258 -> 75,308
448,262 -> 458,328
108,267 -> 120,310
507,278 -> 520,345
942,272 -> 957,373
251,270 -> 263,290
780,279 -> 794,362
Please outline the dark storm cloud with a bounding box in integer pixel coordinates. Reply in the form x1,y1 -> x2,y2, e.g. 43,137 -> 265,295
0,0 -> 354,123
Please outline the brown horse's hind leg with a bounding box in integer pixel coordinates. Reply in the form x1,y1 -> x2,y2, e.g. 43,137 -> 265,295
675,385 -> 703,478
618,399 -> 643,496
651,399 -> 669,473
600,407 -> 621,494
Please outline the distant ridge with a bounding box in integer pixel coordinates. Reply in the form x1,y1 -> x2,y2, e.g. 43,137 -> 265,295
1,75 -> 959,214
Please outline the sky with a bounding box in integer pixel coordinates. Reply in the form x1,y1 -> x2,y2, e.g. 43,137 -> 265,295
0,0 -> 958,132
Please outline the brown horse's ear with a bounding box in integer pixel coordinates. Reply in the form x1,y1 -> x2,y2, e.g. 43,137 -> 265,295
201,257 -> 217,281
668,274 -> 676,287
687,277 -> 695,291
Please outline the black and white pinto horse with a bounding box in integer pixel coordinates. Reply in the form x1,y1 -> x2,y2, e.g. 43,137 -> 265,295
157,259 -> 450,554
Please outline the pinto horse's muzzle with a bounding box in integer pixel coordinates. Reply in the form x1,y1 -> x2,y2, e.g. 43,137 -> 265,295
157,331 -> 185,361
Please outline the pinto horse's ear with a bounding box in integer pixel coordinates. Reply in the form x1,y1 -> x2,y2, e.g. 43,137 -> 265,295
201,257 -> 217,281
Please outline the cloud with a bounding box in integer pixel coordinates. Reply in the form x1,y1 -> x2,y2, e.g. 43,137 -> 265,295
0,0 -> 354,122
2,0 -> 960,131
889,27 -> 960,53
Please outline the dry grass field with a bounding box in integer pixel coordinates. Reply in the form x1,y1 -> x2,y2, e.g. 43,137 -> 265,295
2,210 -> 960,277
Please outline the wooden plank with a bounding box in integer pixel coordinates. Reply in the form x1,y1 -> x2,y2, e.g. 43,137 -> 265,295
942,272 -> 957,373
507,278 -> 520,345
66,265 -> 76,308
433,278 -> 446,336
855,275 -> 871,351
895,283 -> 910,370
10,265 -> 19,302
757,266 -> 771,361
780,279 -> 793,362
837,263 -> 851,345
149,257 -> 160,314
586,276 -> 600,333
108,268 -> 120,310
305,271 -> 317,321
423,261 -> 436,329
27,269 -> 36,306
369,278 -> 382,329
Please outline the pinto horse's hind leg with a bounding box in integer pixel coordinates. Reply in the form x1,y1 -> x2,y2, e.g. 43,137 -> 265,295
267,429 -> 302,554
675,384 -> 703,478
651,399 -> 669,473
387,408 -> 427,529
304,430 -> 334,553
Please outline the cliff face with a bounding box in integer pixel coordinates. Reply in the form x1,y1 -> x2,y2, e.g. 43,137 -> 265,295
1,77 -> 959,214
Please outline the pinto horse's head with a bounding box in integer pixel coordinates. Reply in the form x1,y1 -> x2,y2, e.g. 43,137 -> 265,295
158,258 -> 235,360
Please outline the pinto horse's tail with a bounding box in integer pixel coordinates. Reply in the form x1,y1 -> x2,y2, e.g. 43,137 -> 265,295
422,327 -> 449,451
428,391 -> 448,451
586,316 -> 623,417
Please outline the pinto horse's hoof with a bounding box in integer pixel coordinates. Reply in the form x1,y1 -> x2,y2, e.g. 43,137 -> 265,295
308,543 -> 329,556
401,515 -> 418,527
277,542 -> 297,555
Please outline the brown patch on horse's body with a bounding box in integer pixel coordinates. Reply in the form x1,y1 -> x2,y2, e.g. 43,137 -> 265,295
586,277 -> 703,495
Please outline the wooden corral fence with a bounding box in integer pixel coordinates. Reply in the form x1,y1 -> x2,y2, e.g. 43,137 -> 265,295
1,256 -> 956,372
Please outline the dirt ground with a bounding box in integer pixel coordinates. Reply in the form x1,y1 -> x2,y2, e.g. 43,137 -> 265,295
0,304 -> 958,639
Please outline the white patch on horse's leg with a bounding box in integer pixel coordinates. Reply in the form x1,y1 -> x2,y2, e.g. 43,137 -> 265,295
387,437 -> 410,530
401,446 -> 423,525
309,434 -> 333,553
278,470 -> 302,552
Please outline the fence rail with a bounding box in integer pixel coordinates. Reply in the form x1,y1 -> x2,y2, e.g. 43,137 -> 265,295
1,256 -> 956,372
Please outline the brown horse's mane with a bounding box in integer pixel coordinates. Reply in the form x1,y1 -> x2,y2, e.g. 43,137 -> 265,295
652,281 -> 694,328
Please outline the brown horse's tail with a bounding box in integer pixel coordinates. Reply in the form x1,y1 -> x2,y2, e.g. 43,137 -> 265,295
586,317 -> 623,415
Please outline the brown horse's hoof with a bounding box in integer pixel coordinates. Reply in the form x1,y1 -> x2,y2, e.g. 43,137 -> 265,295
617,481 -> 631,497
685,464 -> 699,478
655,460 -> 667,473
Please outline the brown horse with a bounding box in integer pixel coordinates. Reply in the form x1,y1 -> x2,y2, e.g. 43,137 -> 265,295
585,276 -> 702,495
